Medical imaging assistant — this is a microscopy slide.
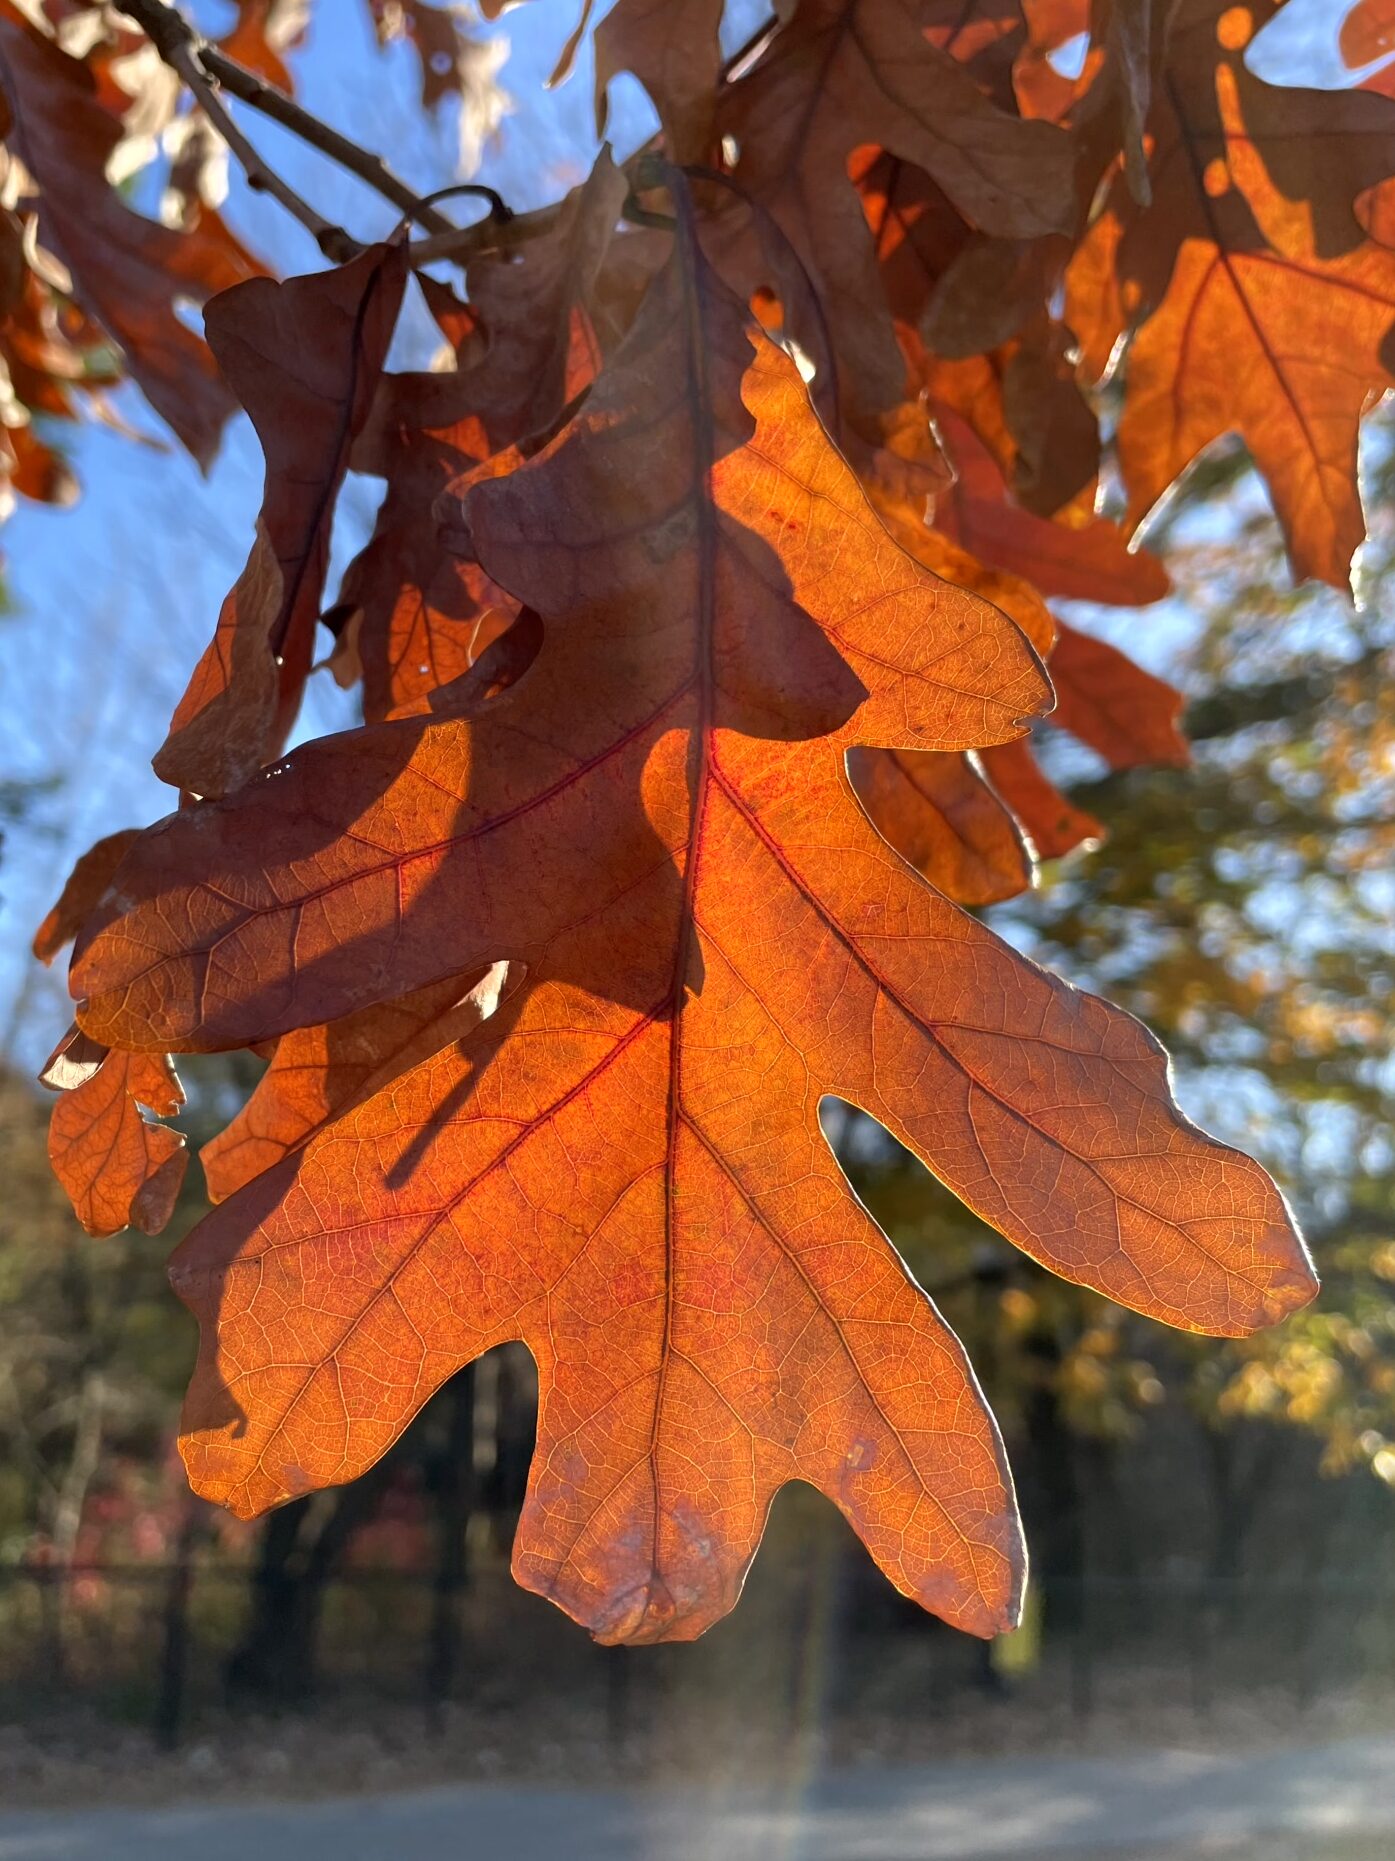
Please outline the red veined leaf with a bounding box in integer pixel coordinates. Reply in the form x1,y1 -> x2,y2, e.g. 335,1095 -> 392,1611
72,190 -> 1313,1650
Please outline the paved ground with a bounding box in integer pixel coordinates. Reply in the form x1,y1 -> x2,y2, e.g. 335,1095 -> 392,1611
0,1733 -> 1391,1860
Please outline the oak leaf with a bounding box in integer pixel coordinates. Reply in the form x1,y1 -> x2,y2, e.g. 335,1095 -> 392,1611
850,412 -> 1058,899
979,735 -> 1106,858
49,1049 -> 187,1239
855,159 -> 1099,513
722,0 -> 1077,418
1343,0 -> 1395,71
155,240 -> 408,796
1049,619 -> 1188,770
332,155 -> 623,721
1067,0 -> 1395,589
71,195 -> 1315,1645
848,743 -> 1034,904
220,0 -> 310,93
201,966 -> 507,1203
594,0 -> 723,162
929,402 -> 1170,605
33,829 -> 142,965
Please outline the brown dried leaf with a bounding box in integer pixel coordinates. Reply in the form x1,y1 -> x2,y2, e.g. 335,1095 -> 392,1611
33,827 -> 141,963
723,0 -> 1077,418
594,0 -> 724,162
49,1049 -> 187,1238
154,240 -> 408,797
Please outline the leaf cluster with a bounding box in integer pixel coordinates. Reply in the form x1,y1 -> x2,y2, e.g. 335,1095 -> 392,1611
14,0 -> 1391,1644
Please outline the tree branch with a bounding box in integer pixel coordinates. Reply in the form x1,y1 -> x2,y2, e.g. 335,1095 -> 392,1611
119,0 -> 503,257
118,0 -> 788,272
194,43 -> 461,238
134,14 -> 361,262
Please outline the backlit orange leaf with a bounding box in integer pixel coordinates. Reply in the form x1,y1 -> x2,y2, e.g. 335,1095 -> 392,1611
1050,619 -> 1188,770
855,152 -> 1100,515
979,735 -> 1106,859
446,147 -> 628,448
332,155 -> 623,722
202,966 -> 507,1202
70,192 -> 1315,1645
721,0 -> 1077,418
219,0 -> 309,93
930,403 -> 1170,604
49,1050 -> 187,1238
32,829 -> 141,966
1068,0 -> 1395,588
1343,0 -> 1395,70
154,240 -> 408,796
849,744 -> 1034,904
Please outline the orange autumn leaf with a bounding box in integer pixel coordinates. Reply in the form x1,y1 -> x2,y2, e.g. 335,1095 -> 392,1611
49,1050 -> 187,1238
202,966 -> 507,1202
929,403 -> 1170,605
1068,0 -> 1395,589
845,493 -> 1178,893
854,155 -> 1099,514
1049,619 -> 1188,770
722,0 -> 1076,418
332,154 -> 624,722
217,0 -> 309,93
155,240 -> 408,796
979,736 -> 1106,860
849,743 -> 1034,904
1343,0 -> 1395,69
850,402 -> 1056,901
924,0 -> 1032,110
454,148 -> 628,445
71,191 -> 1314,1647
33,829 -> 141,965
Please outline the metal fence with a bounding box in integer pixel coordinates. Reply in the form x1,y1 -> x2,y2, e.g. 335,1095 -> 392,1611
2,1553 -> 1391,1752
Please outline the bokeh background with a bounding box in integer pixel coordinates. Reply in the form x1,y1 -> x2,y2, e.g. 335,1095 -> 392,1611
0,2 -> 1392,1852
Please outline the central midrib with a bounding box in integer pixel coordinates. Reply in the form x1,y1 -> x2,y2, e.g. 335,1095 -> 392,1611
649,194 -> 722,1602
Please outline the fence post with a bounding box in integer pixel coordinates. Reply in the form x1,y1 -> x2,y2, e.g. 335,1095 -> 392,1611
154,1513 -> 198,1749
1188,1577 -> 1215,1720
425,1363 -> 476,1724
606,1645 -> 632,1755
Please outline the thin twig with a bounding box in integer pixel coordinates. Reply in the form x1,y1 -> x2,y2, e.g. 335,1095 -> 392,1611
417,180 -> 514,225
120,0 -> 483,250
148,26 -> 360,261
196,44 -> 462,238
119,0 -> 787,271
409,203 -> 561,266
